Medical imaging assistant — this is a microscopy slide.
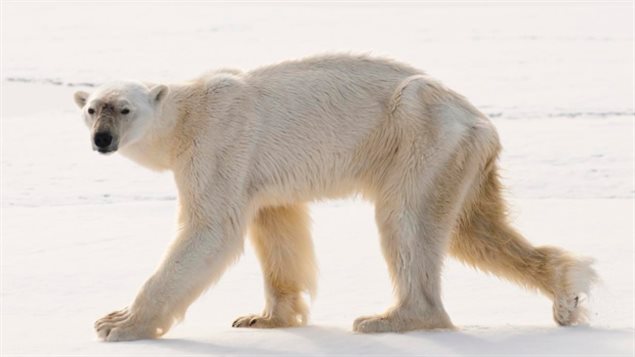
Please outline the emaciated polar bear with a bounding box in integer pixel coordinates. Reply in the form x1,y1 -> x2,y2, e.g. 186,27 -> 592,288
73,54 -> 596,342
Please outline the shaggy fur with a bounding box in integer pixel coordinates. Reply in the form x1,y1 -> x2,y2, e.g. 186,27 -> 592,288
73,54 -> 597,341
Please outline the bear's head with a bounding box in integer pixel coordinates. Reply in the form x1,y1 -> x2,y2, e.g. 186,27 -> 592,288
74,81 -> 168,154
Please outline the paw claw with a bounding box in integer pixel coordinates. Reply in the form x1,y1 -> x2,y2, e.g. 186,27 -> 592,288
232,313 -> 301,328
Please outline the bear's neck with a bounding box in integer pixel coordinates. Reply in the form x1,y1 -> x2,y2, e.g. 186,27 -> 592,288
118,84 -> 191,172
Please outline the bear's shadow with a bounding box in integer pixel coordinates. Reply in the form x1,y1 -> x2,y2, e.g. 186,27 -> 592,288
130,325 -> 632,355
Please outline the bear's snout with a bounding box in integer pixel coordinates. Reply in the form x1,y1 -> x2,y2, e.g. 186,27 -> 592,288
93,131 -> 116,153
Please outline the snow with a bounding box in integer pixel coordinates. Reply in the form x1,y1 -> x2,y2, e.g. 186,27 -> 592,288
2,199 -> 633,355
1,3 -> 633,356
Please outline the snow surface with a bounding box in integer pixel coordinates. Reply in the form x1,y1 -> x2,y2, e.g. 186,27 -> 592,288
1,3 -> 633,356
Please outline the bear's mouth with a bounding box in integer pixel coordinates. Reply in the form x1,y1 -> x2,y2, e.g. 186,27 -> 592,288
93,142 -> 118,154
96,147 -> 118,154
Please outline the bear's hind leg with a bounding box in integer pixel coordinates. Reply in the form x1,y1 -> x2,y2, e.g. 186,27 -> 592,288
233,204 -> 317,328
354,126 -> 491,333
450,162 -> 597,326
353,191 -> 457,333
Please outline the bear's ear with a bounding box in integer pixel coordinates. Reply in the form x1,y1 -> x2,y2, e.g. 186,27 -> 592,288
149,84 -> 169,105
74,91 -> 89,108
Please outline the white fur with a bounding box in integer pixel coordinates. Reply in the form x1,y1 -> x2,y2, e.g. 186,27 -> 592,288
75,54 -> 595,341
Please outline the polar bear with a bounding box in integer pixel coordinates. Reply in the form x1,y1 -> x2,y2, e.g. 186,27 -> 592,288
73,54 -> 596,341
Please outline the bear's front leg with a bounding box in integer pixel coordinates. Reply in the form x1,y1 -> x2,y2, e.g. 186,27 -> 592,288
233,204 -> 317,329
95,206 -> 246,341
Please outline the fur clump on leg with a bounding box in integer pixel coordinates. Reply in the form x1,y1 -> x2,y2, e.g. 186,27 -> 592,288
235,204 -> 317,328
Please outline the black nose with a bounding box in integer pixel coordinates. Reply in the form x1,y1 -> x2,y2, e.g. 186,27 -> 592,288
94,132 -> 113,148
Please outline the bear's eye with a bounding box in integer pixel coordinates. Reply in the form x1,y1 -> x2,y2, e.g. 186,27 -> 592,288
87,108 -> 95,114
121,108 -> 130,115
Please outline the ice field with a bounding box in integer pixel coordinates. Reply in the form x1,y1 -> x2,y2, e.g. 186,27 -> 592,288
1,3 -> 633,356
